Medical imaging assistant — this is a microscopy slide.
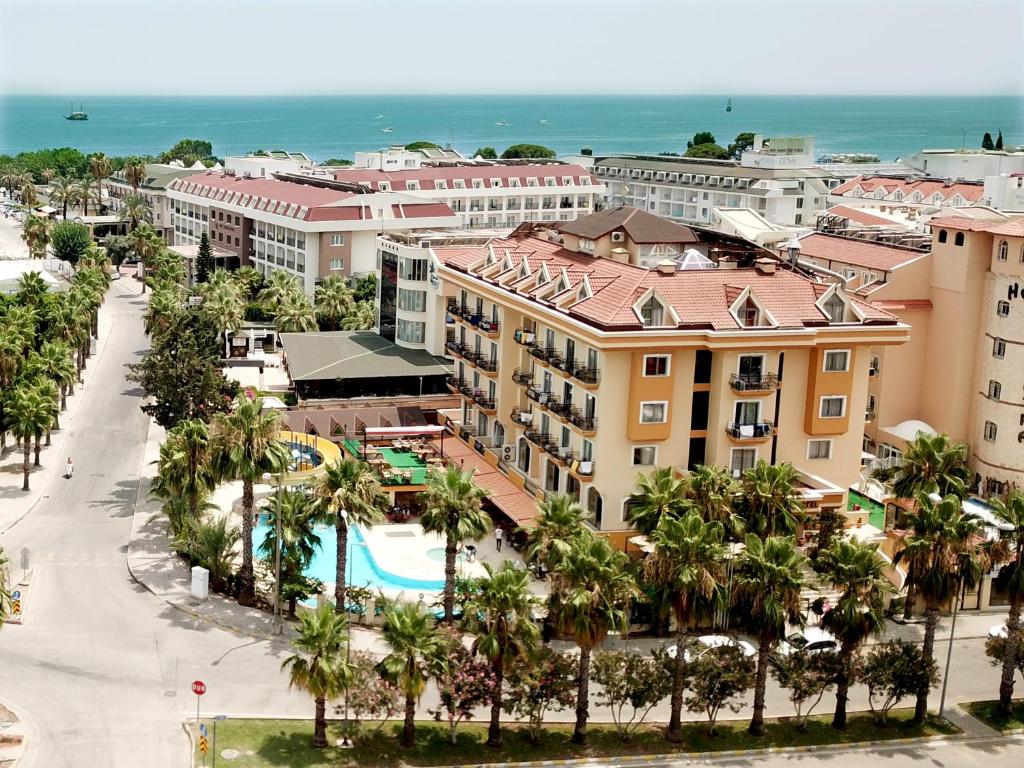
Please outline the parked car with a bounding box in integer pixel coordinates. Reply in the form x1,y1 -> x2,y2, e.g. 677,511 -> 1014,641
770,628 -> 837,667
667,634 -> 757,663
989,623 -> 1008,639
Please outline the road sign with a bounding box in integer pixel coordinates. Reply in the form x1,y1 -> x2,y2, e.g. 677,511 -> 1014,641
20,547 -> 29,571
11,590 -> 20,600
11,600 -> 22,615
192,680 -> 207,696
199,723 -> 208,737
198,736 -> 208,754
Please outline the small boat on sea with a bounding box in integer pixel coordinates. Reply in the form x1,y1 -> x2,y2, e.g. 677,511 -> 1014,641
381,126 -> 395,134
725,98 -> 733,113
65,102 -> 88,121
373,114 -> 385,120
495,119 -> 510,127
538,119 -> 549,125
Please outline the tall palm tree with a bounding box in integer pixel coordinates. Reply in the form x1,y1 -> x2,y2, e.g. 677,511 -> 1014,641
625,466 -> 690,536
21,215 -> 51,259
816,538 -> 890,729
990,490 -> 1024,716
687,463 -> 743,534
895,493 -> 984,723
315,276 -> 355,331
118,193 -> 152,231
122,158 -> 147,191
231,266 -> 264,301
88,153 -> 112,211
380,602 -> 443,748
340,300 -> 375,331
282,604 -> 351,748
75,178 -> 98,216
260,489 -> 323,619
4,385 -> 50,490
525,493 -> 586,574
313,457 -> 386,613
645,511 -> 727,741
145,288 -> 185,338
555,532 -> 640,745
259,270 -> 302,312
419,466 -> 491,622
740,461 -> 804,538
37,342 -> 76,410
188,516 -> 240,593
20,181 -> 38,209
40,168 -> 56,184
154,419 -> 216,525
48,175 -> 80,219
890,433 -> 970,501
16,271 -> 49,306
202,284 -> 244,357
464,561 -> 539,747
32,378 -> 59,452
734,534 -> 807,736
211,396 -> 290,606
274,292 -> 318,333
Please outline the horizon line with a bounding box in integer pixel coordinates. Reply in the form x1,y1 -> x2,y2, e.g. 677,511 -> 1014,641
3,91 -> 1023,99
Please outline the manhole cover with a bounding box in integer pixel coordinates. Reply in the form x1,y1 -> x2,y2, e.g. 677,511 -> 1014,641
220,749 -> 240,760
163,691 -> 176,697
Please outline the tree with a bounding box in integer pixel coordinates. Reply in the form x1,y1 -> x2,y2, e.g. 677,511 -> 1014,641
151,418 -> 216,528
890,433 -> 970,502
75,178 -> 99,217
728,132 -> 756,159
687,131 -> 717,148
341,301 -> 375,330
37,341 -> 76,410
987,490 -> 1024,715
685,143 -> 731,160
686,464 -> 741,531
982,132 -> 995,150
186,516 -> 239,593
645,511 -> 727,741
322,158 -> 353,166
4,385 -> 50,490
313,457 -> 386,613
985,636 -> 1024,690
21,215 -> 51,259
429,626 -> 496,745
122,158 -> 147,191
734,535 -> 807,736
210,395 -> 290,607
740,461 -> 804,538
201,282 -> 244,355
419,466 -> 491,622
232,266 -> 264,301
592,650 -> 672,741
811,507 -> 845,559
259,270 -> 302,312
103,234 -> 133,266
281,604 -> 351,748
118,193 -> 152,231
259,489 -> 323,618
771,649 -> 843,731
49,221 -> 92,264
995,131 -> 1004,151
816,538 -> 890,729
555,532 -> 640,745
88,153 -> 112,210
159,139 -> 216,166
503,647 -> 577,743
685,645 -> 756,736
48,175 -> 80,219
379,602 -> 443,748
474,147 -> 498,159
353,273 -> 376,303
345,651 -> 402,736
893,492 -> 983,723
525,493 -> 586,575
626,466 -> 690,536
404,141 -> 440,151
274,291 -> 318,333
862,640 -> 938,724
314,276 -> 354,331
464,561 -> 539,747
501,144 -> 556,159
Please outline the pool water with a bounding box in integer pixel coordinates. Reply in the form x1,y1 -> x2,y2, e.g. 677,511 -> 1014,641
425,547 -> 467,563
254,518 -> 446,594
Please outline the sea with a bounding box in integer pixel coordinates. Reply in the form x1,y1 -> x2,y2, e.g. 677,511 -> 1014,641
1,94 -> 1021,163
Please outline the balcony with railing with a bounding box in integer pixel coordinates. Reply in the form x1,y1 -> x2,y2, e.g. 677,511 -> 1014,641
729,373 -> 780,394
477,357 -> 499,375
510,406 -> 534,428
513,328 -> 537,347
444,339 -> 467,359
512,368 -> 533,387
478,317 -> 500,337
469,202 -> 484,212
546,399 -> 574,420
523,428 -> 555,451
446,376 -> 467,394
568,408 -> 597,435
471,389 -> 496,414
462,349 -> 483,367
570,458 -> 595,478
571,365 -> 600,387
552,356 -> 577,376
525,385 -> 552,407
529,344 -> 553,363
725,420 -> 775,443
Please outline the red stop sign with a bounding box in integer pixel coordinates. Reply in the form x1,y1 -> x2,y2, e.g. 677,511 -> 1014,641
192,680 -> 207,696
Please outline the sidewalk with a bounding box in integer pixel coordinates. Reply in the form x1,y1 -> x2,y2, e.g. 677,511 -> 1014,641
0,701 -> 25,768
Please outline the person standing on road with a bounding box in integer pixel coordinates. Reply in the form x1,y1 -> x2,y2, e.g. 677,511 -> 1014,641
65,457 -> 74,479
495,526 -> 503,552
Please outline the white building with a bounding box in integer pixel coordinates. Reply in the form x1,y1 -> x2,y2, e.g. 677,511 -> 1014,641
983,173 -> 1024,211
904,149 -> 1024,182
223,151 -> 313,179
107,163 -> 205,241
352,145 -> 464,170
328,162 -> 605,229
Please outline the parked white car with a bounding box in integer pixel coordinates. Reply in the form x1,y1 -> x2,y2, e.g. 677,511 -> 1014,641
667,634 -> 757,662
772,627 -> 837,666
989,624 -> 1008,639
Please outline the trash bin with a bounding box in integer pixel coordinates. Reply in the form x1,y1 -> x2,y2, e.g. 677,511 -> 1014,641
191,566 -> 210,600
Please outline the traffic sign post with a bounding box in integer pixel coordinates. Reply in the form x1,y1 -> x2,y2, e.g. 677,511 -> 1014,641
192,680 -> 206,747
212,715 -> 226,767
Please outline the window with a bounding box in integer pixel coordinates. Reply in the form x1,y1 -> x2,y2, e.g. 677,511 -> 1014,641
643,354 -> 670,377
329,258 -> 345,271
824,292 -> 847,322
997,301 -> 1010,317
330,234 -> 345,246
581,439 -> 593,462
638,295 -> 664,326
824,350 -> 850,372
988,380 -> 1002,400
820,396 -> 846,418
396,319 -> 425,344
730,448 -> 756,475
734,401 -> 760,425
993,338 -> 1006,358
807,439 -> 832,460
632,446 -> 657,466
984,421 -> 998,442
397,288 -> 426,312
399,257 -> 428,281
639,401 -> 667,423
997,240 -> 1008,261
954,232 -> 965,246
738,296 -> 761,327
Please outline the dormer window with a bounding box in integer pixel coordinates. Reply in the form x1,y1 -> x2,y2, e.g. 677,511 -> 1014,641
738,296 -> 760,327
639,295 -> 665,326
434,180 -> 447,190
824,292 -> 846,322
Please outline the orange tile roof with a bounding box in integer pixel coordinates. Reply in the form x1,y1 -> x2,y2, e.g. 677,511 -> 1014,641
432,438 -> 540,526
798,233 -> 924,273
871,299 -> 933,311
929,216 -> 1024,234
825,205 -> 904,228
833,176 -> 984,203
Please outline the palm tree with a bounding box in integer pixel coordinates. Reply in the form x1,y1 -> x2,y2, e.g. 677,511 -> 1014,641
260,489 -> 323,619
118,193 -> 152,231
625,466 -> 689,536
816,538 -> 890,729
895,493 -> 984,723
88,153 -> 112,211
990,490 -> 1024,716
274,292 -> 318,333
37,342 -> 76,410
21,215 -> 51,259
231,266 -> 263,301
340,300 -> 376,331
525,493 -> 586,574
687,463 -> 743,535
202,284 -> 244,356
890,433 -> 970,501
734,534 -> 807,736
33,378 -> 59,452
16,271 -> 49,306
282,604 -> 351,748
75,178 -> 98,216
48,176 -> 80,219
155,419 -> 216,525
145,288 -> 185,338
41,168 -> 56,184
4,385 -> 50,490
211,396 -> 290,606
464,561 -> 539,747
20,181 -> 38,209
740,461 -> 804,538
419,466 -> 491,622
380,602 -> 443,748
188,516 -> 240,593
122,159 -> 147,191
259,270 -> 302,312
645,511 -> 727,741
315,276 -> 354,331
313,457 -> 386,613
555,532 -> 640,745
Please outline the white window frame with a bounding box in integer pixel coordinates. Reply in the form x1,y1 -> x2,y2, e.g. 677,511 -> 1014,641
993,338 -> 1006,358
983,421 -> 998,442
642,354 -> 671,377
639,401 -> 668,424
631,445 -> 658,466
806,439 -> 833,460
330,234 -> 345,247
819,396 -> 847,419
329,258 -> 345,271
730,447 -> 757,476
823,349 -> 851,373
997,301 -> 1010,317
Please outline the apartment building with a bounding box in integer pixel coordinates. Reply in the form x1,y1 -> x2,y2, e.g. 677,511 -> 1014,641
165,171 -> 459,293
829,176 -> 985,209
375,211 -> 909,540
905,148 -> 1024,182
328,161 -> 604,229
845,209 -> 1024,495
107,163 -> 204,242
224,150 -> 312,178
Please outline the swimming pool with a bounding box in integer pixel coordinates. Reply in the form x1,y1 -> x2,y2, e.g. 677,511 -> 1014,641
254,517 -> 446,595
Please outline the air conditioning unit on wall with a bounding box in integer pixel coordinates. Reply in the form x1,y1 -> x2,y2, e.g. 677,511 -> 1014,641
502,445 -> 514,462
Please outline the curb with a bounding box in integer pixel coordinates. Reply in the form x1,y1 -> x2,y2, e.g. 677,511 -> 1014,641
0,699 -> 27,768
1,568 -> 35,626
183,720 -> 196,768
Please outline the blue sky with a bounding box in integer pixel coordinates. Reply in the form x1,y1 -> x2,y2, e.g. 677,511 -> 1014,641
1,0 -> 1021,95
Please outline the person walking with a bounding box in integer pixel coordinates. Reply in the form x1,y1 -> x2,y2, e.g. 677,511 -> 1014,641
495,526 -> 503,552
65,457 -> 74,479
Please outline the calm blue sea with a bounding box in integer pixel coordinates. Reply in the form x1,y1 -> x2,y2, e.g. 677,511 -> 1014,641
1,95 -> 1021,162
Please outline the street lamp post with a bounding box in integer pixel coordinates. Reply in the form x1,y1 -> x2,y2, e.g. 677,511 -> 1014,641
340,508 -> 354,749
938,577 -> 967,719
262,471 -> 284,636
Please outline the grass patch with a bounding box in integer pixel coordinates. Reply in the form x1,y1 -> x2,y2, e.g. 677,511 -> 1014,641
193,710 -> 957,767
961,699 -> 1024,733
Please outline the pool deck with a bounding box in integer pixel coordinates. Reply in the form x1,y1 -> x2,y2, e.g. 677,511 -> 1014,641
360,523 -> 490,588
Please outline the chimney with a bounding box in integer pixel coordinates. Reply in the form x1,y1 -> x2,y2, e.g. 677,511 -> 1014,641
754,257 -> 777,275
655,259 -> 676,275
718,258 -> 738,270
